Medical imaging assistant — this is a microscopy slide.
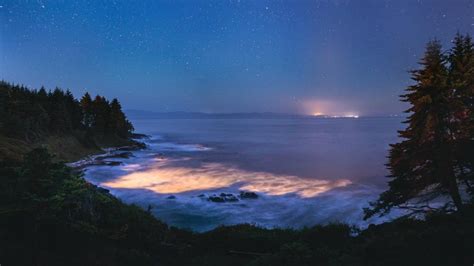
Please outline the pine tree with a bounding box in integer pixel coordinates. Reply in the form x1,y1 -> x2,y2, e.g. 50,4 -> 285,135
48,88 -> 72,133
448,33 -> 474,196
65,90 -> 83,130
80,92 -> 94,129
0,82 -> 8,135
365,40 -> 464,218
37,87 -> 48,105
0,81 -> 135,149
109,98 -> 133,138
91,95 -> 111,135
109,98 -> 124,133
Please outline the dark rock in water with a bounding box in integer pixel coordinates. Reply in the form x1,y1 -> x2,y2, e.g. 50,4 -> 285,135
96,152 -> 133,161
197,194 -> 205,198
226,195 -> 239,202
104,161 -> 122,166
117,146 -> 137,152
207,193 -> 239,203
167,195 -> 176,199
239,191 -> 258,199
117,142 -> 147,151
208,196 -> 225,203
115,152 -> 133,158
132,133 -> 150,139
93,160 -> 122,166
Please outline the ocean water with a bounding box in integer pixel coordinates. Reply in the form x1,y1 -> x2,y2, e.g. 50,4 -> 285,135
83,117 -> 404,231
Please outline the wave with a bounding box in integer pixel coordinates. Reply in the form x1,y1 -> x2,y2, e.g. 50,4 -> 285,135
82,134 -> 394,231
145,138 -> 211,152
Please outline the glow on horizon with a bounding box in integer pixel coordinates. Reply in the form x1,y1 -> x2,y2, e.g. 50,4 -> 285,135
101,161 -> 352,198
338,113 -> 359,118
303,99 -> 361,118
311,112 -> 360,118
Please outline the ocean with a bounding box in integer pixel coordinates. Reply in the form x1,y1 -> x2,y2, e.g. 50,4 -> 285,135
83,117 -> 404,231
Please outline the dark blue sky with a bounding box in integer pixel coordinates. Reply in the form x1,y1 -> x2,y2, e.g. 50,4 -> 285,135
1,0 -> 473,115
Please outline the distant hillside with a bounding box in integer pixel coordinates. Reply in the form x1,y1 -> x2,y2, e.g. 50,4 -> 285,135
126,110 -> 405,120
126,110 -> 311,119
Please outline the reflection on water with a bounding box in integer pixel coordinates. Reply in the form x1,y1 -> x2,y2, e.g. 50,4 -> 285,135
82,117 -> 403,231
102,160 -> 352,198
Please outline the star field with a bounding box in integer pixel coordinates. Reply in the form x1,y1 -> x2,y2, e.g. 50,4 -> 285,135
1,0 -> 473,115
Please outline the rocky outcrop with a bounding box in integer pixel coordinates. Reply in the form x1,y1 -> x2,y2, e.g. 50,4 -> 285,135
239,191 -> 258,199
203,191 -> 258,203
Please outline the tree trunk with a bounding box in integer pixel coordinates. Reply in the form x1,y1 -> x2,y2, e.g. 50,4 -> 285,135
439,141 -> 464,211
448,175 -> 464,211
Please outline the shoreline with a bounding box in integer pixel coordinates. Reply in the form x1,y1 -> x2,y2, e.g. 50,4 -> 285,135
67,134 -> 149,168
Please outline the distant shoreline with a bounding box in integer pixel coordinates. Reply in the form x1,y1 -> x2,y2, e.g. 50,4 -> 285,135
126,110 -> 405,120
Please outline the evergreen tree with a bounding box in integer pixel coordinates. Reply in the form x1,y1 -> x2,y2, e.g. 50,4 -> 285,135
22,148 -> 60,198
0,82 -> 49,140
48,88 -> 72,133
448,33 -> 474,196
110,98 -> 133,138
91,95 -> 111,135
0,81 -> 134,154
365,40 -> 465,218
80,92 -> 94,128
0,82 -> 9,135
37,87 -> 49,105
64,90 -> 83,130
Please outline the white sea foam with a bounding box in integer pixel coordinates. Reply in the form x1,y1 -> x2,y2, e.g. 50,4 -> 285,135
82,118 -> 404,231
81,145 -> 390,232
146,142 -> 211,152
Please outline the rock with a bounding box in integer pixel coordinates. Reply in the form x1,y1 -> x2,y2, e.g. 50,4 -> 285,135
197,194 -> 206,198
226,195 -> 239,202
167,195 -> 176,199
115,152 -> 133,158
96,152 -> 133,161
240,191 -> 258,199
207,193 -> 240,203
132,133 -> 150,139
92,160 -> 122,166
117,146 -> 137,152
104,161 -> 122,166
117,141 -> 146,151
208,196 -> 225,203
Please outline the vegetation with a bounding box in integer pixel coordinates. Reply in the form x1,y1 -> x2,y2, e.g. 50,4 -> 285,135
1,148 -> 473,266
365,33 -> 474,218
1,32 -> 473,265
0,148 -> 171,265
0,81 -> 135,161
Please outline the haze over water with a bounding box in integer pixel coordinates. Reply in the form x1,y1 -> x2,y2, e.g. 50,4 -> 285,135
83,116 -> 403,231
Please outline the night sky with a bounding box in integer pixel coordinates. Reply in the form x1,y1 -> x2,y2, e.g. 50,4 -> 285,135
1,0 -> 473,116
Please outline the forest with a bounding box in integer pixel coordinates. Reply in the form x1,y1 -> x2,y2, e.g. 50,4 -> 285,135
0,81 -> 135,160
0,33 -> 473,265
